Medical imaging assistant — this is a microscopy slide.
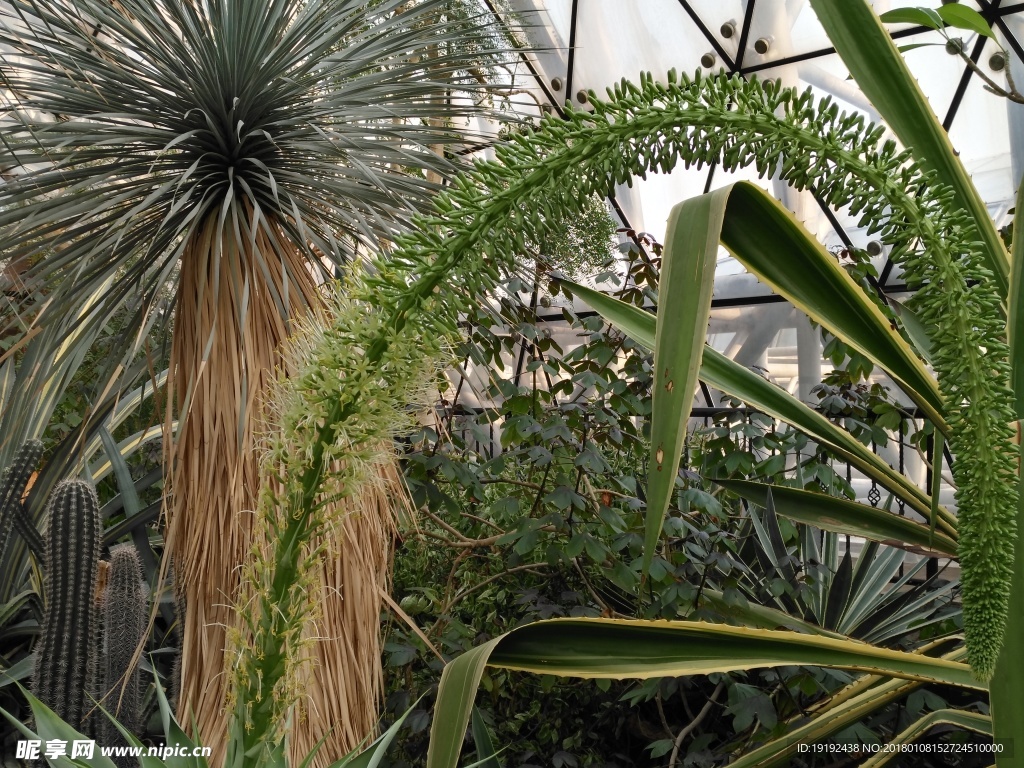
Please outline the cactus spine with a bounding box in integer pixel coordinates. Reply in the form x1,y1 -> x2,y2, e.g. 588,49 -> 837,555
32,479 -> 101,733
99,543 -> 147,751
0,439 -> 44,561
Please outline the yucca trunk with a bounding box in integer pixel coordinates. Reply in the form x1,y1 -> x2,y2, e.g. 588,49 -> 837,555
167,214 -> 300,760
284,461 -> 402,766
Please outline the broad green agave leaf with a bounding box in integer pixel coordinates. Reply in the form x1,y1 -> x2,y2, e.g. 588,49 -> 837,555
0,685 -> 118,768
641,180 -> 944,577
645,187 -> 721,578
694,588 -> 848,639
716,479 -> 958,556
713,182 -> 942,422
990,451 -> 1024,746
1009,180 -> 1024,418
425,618 -> 982,768
989,88 -> 1024,748
563,178 -> 959,578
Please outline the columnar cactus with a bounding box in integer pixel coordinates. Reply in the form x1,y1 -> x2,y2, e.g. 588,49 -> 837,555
0,439 -> 44,561
32,479 -> 101,733
101,546 -> 147,726
99,543 -> 148,759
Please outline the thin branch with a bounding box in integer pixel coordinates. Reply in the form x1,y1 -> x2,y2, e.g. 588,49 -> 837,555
668,681 -> 725,768
429,563 -> 549,638
459,510 -> 504,532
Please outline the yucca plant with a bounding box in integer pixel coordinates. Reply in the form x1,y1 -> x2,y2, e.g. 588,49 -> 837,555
0,0 -> 513,759
216,0 -> 1024,762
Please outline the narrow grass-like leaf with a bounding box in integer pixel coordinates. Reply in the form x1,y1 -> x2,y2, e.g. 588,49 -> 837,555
3,685 -> 119,768
0,653 -> 34,687
860,710 -> 991,768
728,675 -> 920,768
470,707 -> 501,768
692,589 -> 848,639
427,639 -> 502,768
153,669 -> 208,768
329,702 -> 417,768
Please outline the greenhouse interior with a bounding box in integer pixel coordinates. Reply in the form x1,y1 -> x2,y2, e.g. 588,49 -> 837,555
2,0 -> 1024,765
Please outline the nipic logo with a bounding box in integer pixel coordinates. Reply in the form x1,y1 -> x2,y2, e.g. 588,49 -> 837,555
15,739 -> 213,761
16,739 -> 95,760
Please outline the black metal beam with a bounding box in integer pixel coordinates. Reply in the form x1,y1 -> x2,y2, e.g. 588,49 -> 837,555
733,0 -> 758,73
943,0 -> 1002,130
564,0 -> 581,107
676,0 -> 736,71
738,18 -> 1022,76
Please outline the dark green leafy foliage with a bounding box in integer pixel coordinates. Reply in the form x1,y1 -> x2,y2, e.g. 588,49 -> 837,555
388,225 -> 958,763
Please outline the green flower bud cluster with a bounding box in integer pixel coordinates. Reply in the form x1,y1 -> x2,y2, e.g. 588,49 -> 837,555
229,70 -> 1017,758
383,70 -> 1016,680
230,281 -> 445,760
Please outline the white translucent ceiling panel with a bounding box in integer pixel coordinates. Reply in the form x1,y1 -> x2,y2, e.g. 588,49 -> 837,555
507,0 -> 573,95
673,0 -> 746,69
766,0 -> 989,61
570,0 -> 708,97
949,76 -> 1015,212
514,0 -> 1024,303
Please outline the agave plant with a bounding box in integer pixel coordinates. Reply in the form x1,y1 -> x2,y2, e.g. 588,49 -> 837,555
216,0 -> 1024,762
731,495 -> 959,648
0,0 -> 512,759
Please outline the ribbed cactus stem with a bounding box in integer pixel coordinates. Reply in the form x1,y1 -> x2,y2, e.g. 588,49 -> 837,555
100,543 -> 148,746
32,479 -> 101,733
0,439 -> 44,561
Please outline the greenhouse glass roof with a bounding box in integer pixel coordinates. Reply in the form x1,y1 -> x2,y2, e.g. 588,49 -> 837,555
501,0 -> 1023,294
476,0 -> 1024,414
